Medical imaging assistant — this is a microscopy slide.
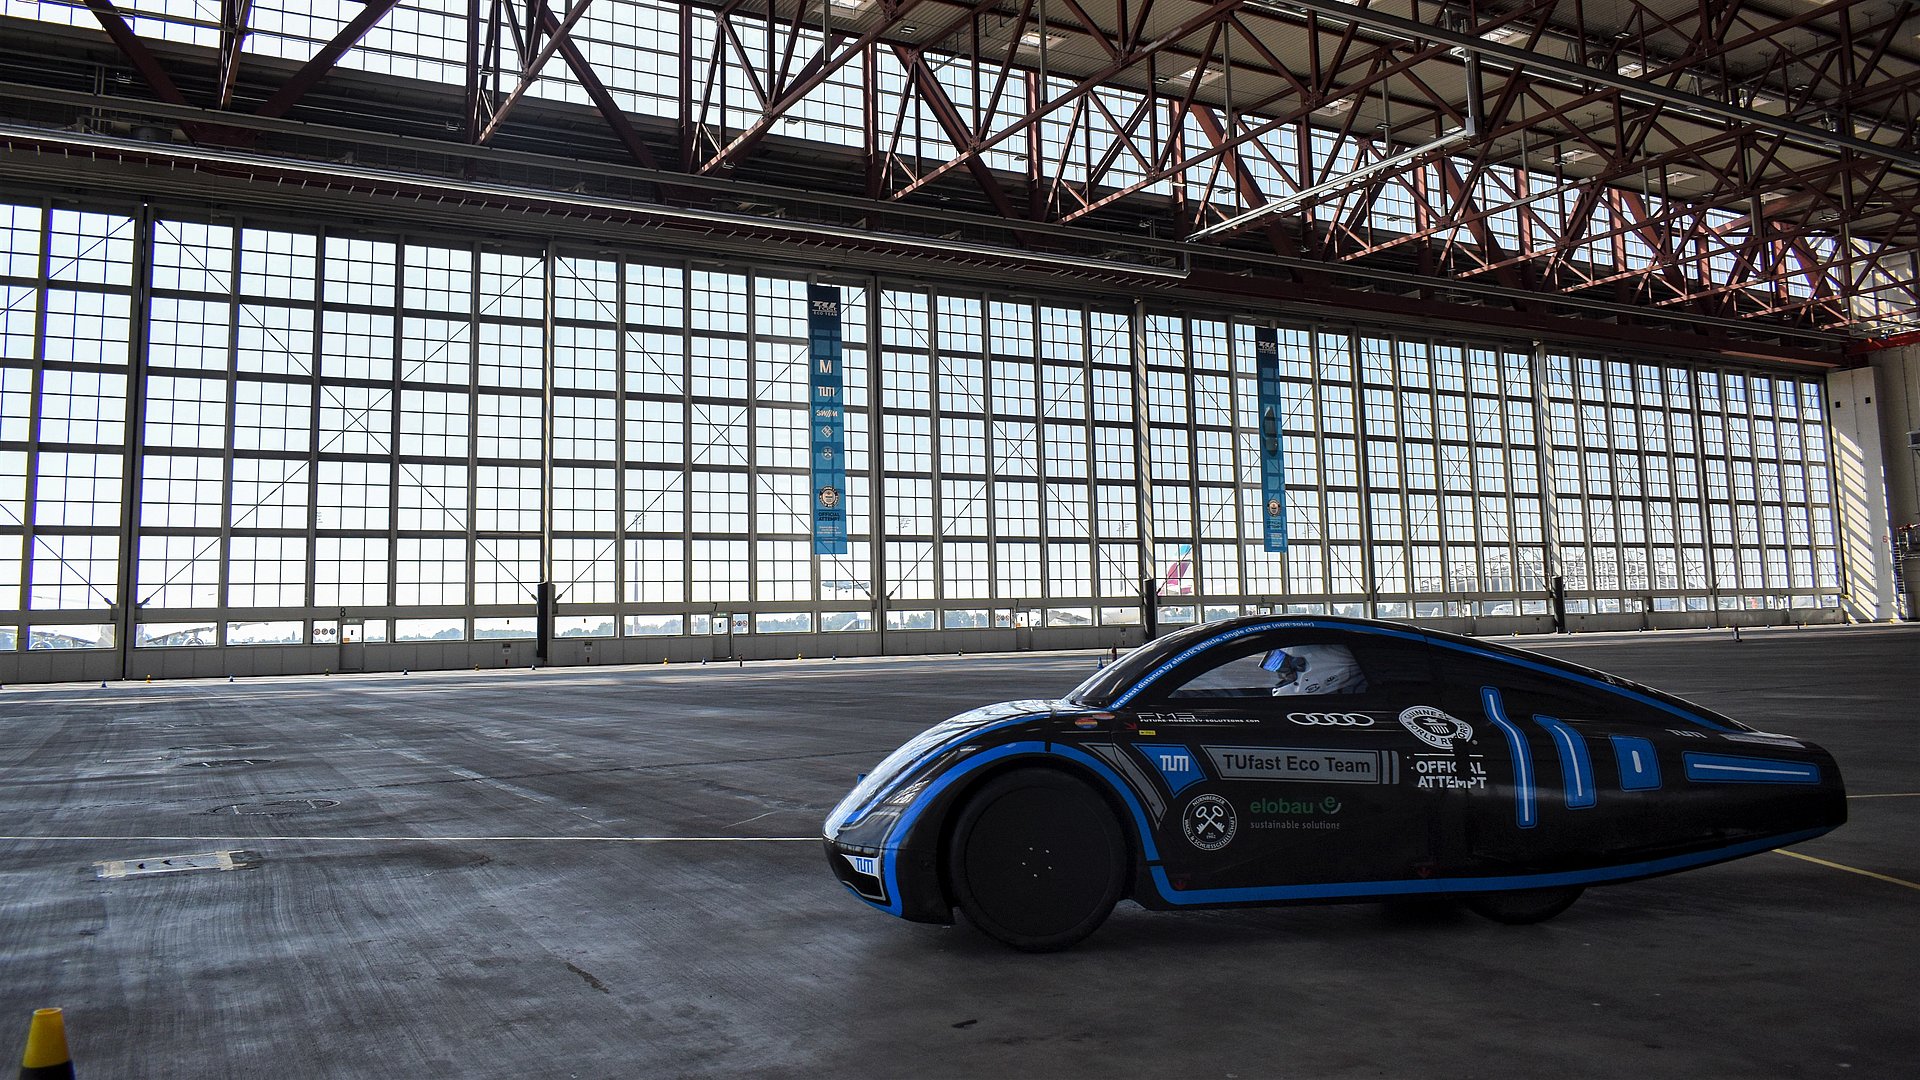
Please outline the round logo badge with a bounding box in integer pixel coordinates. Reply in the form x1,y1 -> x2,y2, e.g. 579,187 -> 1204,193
817,485 -> 842,509
1181,793 -> 1237,851
1398,705 -> 1474,749
1266,497 -> 1282,518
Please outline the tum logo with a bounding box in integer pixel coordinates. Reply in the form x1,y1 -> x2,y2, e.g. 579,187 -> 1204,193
1159,753 -> 1192,772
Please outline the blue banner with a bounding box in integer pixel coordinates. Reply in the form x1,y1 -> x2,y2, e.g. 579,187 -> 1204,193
808,284 -> 848,555
1254,327 -> 1288,553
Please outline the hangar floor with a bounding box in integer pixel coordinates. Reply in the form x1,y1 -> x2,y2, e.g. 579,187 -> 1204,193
2,626 -> 1914,1078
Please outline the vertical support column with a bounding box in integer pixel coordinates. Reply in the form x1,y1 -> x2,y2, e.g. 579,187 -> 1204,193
866,276 -> 885,651
1826,365 -> 1897,621
612,256 -> 628,646
385,238 -> 405,633
679,259 -> 700,654
8,203 -> 48,664
305,228 -> 326,652
1130,298 -> 1155,636
1346,330 -> 1375,618
216,221 -> 241,651
538,239 -> 557,662
115,205 -> 155,678
1529,341 -> 1560,629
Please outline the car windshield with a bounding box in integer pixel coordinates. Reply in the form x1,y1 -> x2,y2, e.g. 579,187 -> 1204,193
1064,621 -> 1222,707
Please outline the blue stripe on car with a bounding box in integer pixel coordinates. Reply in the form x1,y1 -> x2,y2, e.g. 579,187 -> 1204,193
1534,714 -> 1597,809
1682,752 -> 1822,785
1481,686 -> 1538,829
1610,735 -> 1663,791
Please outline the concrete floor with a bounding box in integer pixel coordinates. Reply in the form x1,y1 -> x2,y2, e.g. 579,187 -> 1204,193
1,625 -> 1915,1079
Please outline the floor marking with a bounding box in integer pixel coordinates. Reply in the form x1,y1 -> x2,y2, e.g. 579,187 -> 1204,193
1776,849 -> 1920,892
95,849 -> 259,879
1848,792 -> 1920,799
2,835 -> 817,843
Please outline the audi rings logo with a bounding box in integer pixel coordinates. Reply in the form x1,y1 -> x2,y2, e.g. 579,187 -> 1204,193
1181,793 -> 1237,851
1288,711 -> 1376,727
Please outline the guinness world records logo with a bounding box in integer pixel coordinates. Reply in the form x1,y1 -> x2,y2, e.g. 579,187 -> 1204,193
1181,793 -> 1237,851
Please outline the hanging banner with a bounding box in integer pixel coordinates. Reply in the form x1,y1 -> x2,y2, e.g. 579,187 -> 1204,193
1254,327 -> 1289,552
808,284 -> 849,555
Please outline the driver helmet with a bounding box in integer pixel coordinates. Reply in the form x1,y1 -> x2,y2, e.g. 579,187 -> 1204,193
1262,644 -> 1368,695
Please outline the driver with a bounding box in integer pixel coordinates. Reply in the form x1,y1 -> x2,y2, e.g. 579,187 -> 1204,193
1263,644 -> 1368,695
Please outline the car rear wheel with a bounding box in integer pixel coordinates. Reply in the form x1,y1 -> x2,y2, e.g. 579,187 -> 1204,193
945,767 -> 1127,952
1465,885 -> 1584,925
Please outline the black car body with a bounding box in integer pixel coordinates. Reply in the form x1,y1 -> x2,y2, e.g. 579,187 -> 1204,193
823,616 -> 1846,949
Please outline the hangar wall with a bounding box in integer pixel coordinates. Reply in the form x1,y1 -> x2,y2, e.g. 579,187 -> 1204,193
1868,346 -> 1920,618
1827,367 -> 1898,622
0,200 -> 1849,682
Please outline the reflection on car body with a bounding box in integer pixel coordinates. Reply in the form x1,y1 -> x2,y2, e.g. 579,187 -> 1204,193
823,615 -> 1846,950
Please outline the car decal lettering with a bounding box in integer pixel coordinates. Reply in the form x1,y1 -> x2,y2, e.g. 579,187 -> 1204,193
1201,745 -> 1398,785
1135,743 -> 1206,795
1480,686 -> 1538,829
1682,752 -> 1822,785
1411,752 -> 1487,789
1610,735 -> 1663,791
1533,715 -> 1597,810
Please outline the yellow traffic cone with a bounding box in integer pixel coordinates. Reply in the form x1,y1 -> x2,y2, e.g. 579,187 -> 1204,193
19,1007 -> 74,1079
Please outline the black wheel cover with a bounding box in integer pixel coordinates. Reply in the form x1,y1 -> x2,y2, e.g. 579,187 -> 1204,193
1465,885 -> 1585,925
946,768 -> 1128,952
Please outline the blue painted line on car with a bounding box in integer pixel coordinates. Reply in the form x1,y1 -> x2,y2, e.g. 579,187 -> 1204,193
1682,752 -> 1822,785
1534,714 -> 1596,809
1481,686 -> 1537,829
1146,827 -> 1835,905
1610,735 -> 1662,791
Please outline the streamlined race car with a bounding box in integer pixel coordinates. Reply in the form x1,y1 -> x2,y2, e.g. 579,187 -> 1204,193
823,616 -> 1846,950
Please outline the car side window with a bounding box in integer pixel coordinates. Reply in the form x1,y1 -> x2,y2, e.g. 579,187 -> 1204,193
1165,642 -> 1370,699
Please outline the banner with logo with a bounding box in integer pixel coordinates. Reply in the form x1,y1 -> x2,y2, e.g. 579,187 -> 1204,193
808,284 -> 848,555
1254,327 -> 1288,552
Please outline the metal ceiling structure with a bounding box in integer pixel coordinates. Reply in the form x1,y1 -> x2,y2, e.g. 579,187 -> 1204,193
4,0 -> 1918,364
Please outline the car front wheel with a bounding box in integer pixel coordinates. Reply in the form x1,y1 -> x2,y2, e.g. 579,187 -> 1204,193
945,767 -> 1128,952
